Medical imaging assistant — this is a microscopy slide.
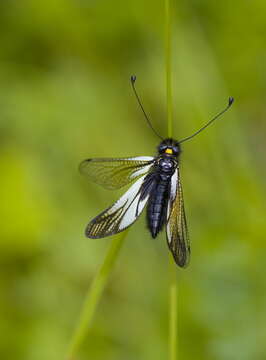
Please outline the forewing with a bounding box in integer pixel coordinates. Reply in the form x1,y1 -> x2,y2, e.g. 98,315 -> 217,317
86,174 -> 155,238
79,156 -> 154,190
166,168 -> 190,267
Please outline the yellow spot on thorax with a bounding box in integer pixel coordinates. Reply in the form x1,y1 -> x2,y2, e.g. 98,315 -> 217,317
165,148 -> 173,154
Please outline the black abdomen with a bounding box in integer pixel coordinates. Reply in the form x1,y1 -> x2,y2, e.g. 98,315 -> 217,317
146,156 -> 176,238
147,178 -> 170,238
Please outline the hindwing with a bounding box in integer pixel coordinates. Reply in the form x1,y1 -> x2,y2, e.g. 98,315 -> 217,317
86,173 -> 156,238
166,168 -> 190,267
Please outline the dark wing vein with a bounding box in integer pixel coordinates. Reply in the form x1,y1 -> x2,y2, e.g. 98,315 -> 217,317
86,174 -> 152,238
166,168 -> 190,267
79,157 -> 154,190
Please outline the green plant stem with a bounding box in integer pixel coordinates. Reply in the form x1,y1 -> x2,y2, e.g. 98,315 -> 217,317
169,257 -> 178,360
65,231 -> 127,360
165,0 -> 178,359
165,0 -> 173,138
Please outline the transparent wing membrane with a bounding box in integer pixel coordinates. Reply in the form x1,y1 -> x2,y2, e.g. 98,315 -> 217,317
166,168 -> 190,267
79,156 -> 154,190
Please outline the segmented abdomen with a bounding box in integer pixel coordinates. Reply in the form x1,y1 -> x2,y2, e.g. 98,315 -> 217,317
147,179 -> 170,238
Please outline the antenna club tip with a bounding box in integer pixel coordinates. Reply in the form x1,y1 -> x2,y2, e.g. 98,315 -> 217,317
131,75 -> 137,83
228,96 -> 234,106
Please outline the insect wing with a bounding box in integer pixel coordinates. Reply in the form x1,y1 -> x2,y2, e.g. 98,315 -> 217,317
166,168 -> 190,267
86,174 -> 154,238
79,156 -> 154,190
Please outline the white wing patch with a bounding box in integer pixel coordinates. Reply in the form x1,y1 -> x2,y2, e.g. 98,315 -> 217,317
167,169 -> 178,225
127,156 -> 154,161
127,156 -> 154,180
86,174 -> 150,238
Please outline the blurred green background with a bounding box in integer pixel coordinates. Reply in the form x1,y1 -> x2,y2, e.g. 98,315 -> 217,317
1,1 -> 266,359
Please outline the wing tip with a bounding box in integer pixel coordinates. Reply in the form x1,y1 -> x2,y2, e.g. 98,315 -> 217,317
171,247 -> 191,268
85,222 -> 101,239
173,256 -> 190,268
79,159 -> 92,174
177,258 -> 190,268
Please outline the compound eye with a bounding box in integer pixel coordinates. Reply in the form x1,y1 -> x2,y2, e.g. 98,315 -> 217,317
159,145 -> 167,153
172,146 -> 179,154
